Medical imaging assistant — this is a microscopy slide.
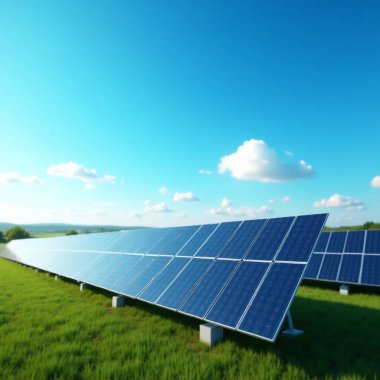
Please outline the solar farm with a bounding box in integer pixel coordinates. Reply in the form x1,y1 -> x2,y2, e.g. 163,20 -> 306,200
1,215 -> 380,379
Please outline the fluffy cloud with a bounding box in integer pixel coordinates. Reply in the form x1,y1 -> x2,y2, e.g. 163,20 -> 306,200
314,193 -> 364,211
176,212 -> 187,218
221,197 -> 231,208
207,205 -> 273,218
371,176 -> 380,188
47,161 -> 116,189
218,139 -> 315,182
0,172 -> 43,185
144,200 -> 172,213
173,191 -> 199,202
282,196 -> 291,203
199,169 -> 213,175
159,186 -> 169,195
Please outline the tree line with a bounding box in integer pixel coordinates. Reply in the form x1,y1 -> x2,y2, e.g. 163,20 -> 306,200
0,227 -> 78,243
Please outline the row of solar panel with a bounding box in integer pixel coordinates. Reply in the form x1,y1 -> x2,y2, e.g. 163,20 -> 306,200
7,214 -> 327,263
1,214 -> 328,342
304,252 -> 380,286
1,246 -> 306,341
314,230 -> 380,254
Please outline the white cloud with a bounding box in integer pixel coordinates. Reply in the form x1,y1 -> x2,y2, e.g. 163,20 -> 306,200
47,161 -> 116,189
159,186 -> 169,195
314,193 -> 364,210
199,169 -> 213,175
218,139 -> 315,182
282,196 -> 291,203
176,212 -> 187,218
207,204 -> 273,218
284,150 -> 294,157
371,176 -> 380,188
144,200 -> 172,213
268,198 -> 275,204
0,172 -> 43,185
128,211 -> 142,218
221,197 -> 231,208
173,191 -> 199,202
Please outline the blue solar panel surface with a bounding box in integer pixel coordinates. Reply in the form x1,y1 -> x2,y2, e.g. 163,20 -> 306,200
318,254 -> 342,281
305,230 -> 380,286
365,230 -> 380,254
0,213 -> 327,342
244,217 -> 293,260
338,254 -> 362,283
326,231 -> 347,253
238,263 -> 305,340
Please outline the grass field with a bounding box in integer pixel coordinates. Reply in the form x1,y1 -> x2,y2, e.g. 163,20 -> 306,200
31,233 -> 67,238
0,259 -> 379,380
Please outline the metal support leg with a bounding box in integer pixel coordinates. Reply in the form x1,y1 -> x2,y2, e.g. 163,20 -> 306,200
282,311 -> 304,337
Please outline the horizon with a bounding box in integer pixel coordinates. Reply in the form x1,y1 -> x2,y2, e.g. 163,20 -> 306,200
1,1 -> 379,227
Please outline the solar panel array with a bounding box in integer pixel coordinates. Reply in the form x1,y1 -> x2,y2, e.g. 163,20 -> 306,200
304,230 -> 380,286
0,213 -> 327,342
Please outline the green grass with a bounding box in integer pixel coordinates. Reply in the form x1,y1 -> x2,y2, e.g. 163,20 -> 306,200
31,233 -> 66,238
0,259 -> 379,380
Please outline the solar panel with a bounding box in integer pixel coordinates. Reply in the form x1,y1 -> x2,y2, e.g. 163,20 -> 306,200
0,213 -> 327,342
365,230 -> 380,254
326,231 -> 347,253
305,230 -> 380,287
217,219 -> 265,259
244,217 -> 293,260
318,254 -> 342,281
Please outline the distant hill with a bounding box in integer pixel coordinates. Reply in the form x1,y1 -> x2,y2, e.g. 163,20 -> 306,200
0,222 -> 142,234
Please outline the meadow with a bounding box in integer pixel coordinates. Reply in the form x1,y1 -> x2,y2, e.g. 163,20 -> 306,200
0,258 -> 379,380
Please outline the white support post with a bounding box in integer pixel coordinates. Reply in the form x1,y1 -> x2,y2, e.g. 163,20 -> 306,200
55,275 -> 61,281
199,323 -> 224,346
340,284 -> 350,295
112,295 -> 125,308
282,311 -> 304,337
35,268 -> 40,273
80,283 -> 87,291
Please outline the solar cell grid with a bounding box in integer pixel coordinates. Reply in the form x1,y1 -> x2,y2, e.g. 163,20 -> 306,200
314,232 -> 330,253
238,263 -> 305,340
176,224 -> 218,257
139,257 -> 190,303
277,214 -> 328,262
205,261 -> 269,329
326,231 -> 347,253
195,221 -> 241,258
217,219 -> 265,260
156,258 -> 214,310
361,255 -> 380,285
337,254 -> 362,283
365,230 -> 380,254
344,231 -> 365,253
318,254 -> 342,281
244,217 -> 293,261
304,253 -> 323,278
179,260 -> 239,318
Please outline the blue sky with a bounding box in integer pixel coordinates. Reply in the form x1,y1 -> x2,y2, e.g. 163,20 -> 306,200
0,1 -> 379,227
